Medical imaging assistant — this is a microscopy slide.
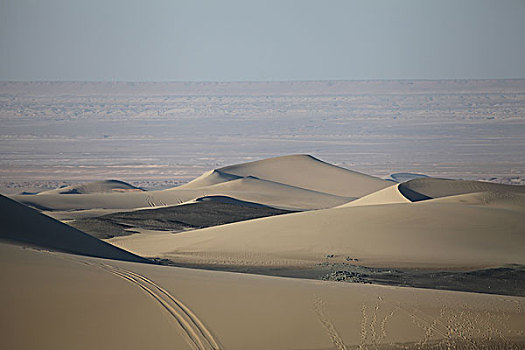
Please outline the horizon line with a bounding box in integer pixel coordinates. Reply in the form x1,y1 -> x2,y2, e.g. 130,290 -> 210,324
2,78 -> 525,84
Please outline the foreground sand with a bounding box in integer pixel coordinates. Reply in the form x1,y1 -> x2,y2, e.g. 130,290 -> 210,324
1,242 -> 524,350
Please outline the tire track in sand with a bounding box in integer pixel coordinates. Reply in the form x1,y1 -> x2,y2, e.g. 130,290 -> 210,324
96,262 -> 222,350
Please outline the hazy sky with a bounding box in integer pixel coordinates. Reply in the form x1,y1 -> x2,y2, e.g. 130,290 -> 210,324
1,0 -> 524,81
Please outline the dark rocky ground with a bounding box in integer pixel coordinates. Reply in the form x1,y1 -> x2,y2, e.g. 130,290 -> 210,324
69,197 -> 292,239
154,259 -> 525,297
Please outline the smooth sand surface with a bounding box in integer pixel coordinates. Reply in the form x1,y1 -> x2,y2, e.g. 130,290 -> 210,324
109,199 -> 525,270
213,154 -> 391,197
398,178 -> 525,201
2,242 -> 524,350
425,191 -> 525,210
339,184 -> 411,207
172,176 -> 353,210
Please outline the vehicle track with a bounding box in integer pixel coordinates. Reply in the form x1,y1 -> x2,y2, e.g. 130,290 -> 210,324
97,263 -> 222,350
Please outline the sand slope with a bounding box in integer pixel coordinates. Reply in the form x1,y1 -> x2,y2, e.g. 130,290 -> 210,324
109,199 -> 525,270
0,195 -> 148,263
426,191 -> 525,210
1,242 -> 524,350
216,154 -> 391,197
12,156 -> 365,212
175,176 -> 352,210
339,184 -> 411,207
178,169 -> 243,189
12,178 -> 349,213
399,178 -> 525,201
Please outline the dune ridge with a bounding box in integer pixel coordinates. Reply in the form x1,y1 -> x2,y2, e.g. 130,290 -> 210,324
217,154 -> 391,197
0,195 -> 149,263
339,183 -> 411,207
12,155 -> 367,213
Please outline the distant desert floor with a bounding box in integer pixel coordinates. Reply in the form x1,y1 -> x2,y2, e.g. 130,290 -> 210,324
2,154 -> 525,349
1,80 -> 524,196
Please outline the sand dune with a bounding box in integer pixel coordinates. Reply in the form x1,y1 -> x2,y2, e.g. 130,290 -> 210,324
399,178 -> 525,201
11,155 -> 362,212
178,169 -> 244,189
0,195 -> 148,263
216,154 -> 390,197
12,177 -> 349,213
2,242 -> 524,350
110,199 -> 525,270
176,176 -> 352,210
426,191 -> 525,210
38,179 -> 143,194
339,184 -> 411,207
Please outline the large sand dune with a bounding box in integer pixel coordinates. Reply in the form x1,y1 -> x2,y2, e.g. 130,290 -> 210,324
109,199 -> 525,270
12,177 -> 350,213
215,154 -> 391,197
2,242 -> 524,350
0,195 -> 148,263
174,175 -> 352,210
12,155 -> 358,212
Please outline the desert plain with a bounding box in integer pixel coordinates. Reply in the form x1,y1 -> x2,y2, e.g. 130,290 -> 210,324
1,80 -> 525,349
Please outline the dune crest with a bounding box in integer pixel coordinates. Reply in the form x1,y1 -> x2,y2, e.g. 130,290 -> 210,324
339,183 -> 411,207
12,155 -> 371,212
217,154 -> 391,197
0,195 -> 148,263
177,169 -> 243,189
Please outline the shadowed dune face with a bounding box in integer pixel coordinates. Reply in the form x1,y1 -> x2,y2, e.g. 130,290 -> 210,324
69,196 -> 292,239
0,195 -> 149,263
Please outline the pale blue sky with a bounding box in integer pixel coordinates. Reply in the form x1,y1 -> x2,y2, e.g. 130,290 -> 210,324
1,0 -> 524,81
